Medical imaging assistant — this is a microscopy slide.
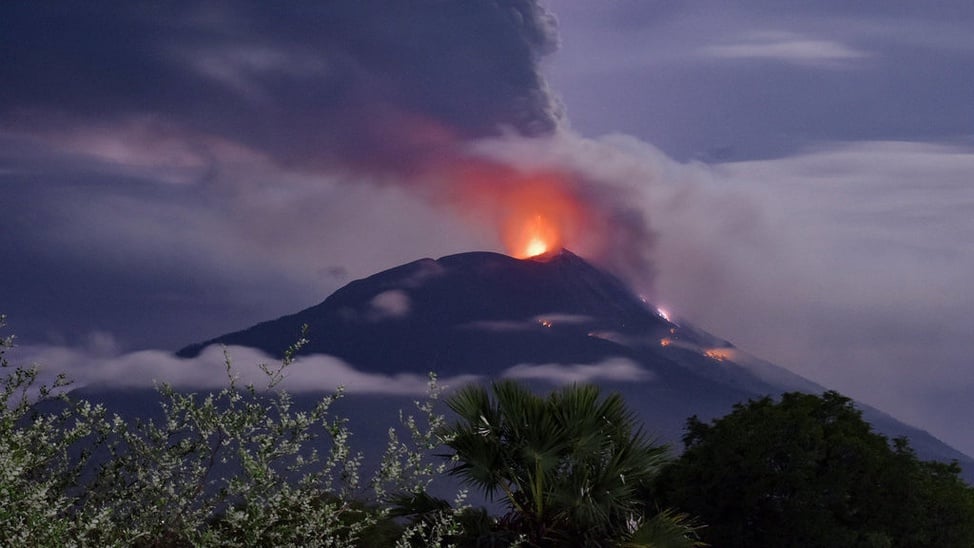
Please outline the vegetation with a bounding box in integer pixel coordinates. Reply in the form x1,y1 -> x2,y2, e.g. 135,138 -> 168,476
436,380 -> 703,547
655,391 -> 974,548
0,316 -> 453,546
3,313 -> 973,546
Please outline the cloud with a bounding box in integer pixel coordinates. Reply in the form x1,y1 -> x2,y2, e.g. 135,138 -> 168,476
367,290 -> 411,321
702,31 -> 870,67
0,130 -> 490,348
466,131 -> 727,292
654,140 -> 974,455
0,0 -> 562,171
395,260 -> 447,289
12,342 -> 480,396
2,118 -> 264,185
502,357 -> 652,384
533,314 -> 592,325
3,0 -> 653,349
460,320 -> 534,333
466,132 -> 974,456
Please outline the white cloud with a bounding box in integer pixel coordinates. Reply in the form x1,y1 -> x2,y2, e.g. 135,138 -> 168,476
532,313 -> 592,325
2,119 -> 264,185
702,31 -> 870,67
367,290 -> 411,320
11,343 -> 480,396
502,357 -> 652,384
396,260 -> 447,288
177,43 -> 328,103
459,320 -> 533,332
664,140 -> 974,455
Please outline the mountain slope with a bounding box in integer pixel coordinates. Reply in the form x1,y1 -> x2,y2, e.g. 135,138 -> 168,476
179,250 -> 669,376
179,249 -> 974,480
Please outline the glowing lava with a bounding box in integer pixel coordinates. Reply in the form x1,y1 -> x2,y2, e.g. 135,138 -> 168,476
704,348 -> 734,362
443,161 -> 590,260
524,238 -> 548,257
517,215 -> 558,258
498,178 -> 585,259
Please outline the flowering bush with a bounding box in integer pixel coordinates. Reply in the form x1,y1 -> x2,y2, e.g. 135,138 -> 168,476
0,316 -> 461,546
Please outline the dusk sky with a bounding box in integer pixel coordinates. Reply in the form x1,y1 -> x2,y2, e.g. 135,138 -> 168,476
2,2 -> 973,456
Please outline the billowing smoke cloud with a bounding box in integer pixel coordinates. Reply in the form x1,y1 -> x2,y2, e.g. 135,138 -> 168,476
0,0 -> 668,348
0,0 -> 561,172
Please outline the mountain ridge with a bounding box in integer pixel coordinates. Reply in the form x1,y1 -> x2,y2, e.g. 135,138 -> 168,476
177,249 -> 974,480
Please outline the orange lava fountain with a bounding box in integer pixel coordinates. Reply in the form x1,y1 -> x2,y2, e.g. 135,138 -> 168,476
445,160 -> 591,259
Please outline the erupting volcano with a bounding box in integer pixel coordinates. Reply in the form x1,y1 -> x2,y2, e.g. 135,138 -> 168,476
495,174 -> 587,259
441,159 -> 595,260
176,249 -> 974,483
514,215 -> 557,258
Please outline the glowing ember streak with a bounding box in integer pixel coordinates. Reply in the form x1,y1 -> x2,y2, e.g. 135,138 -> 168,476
540,319 -> 553,328
704,348 -> 734,362
656,307 -> 671,321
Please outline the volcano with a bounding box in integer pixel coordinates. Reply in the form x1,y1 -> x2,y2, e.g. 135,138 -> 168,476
179,250 -> 668,376
178,250 -> 974,479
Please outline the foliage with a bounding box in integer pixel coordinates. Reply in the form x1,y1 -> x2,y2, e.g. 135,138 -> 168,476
15,303 -> 971,547
655,391 -> 974,548
439,380 -> 705,547
0,316 -> 465,546
0,313 -> 94,545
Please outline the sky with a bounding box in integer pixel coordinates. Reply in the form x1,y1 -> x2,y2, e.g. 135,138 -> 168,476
2,1 -> 973,456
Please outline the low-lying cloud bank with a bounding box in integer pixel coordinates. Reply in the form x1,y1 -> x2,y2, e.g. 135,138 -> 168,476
10,342 -> 658,396
12,342 -> 480,396
503,357 -> 652,384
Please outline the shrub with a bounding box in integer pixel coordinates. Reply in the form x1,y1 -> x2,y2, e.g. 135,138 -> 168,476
0,316 -> 463,546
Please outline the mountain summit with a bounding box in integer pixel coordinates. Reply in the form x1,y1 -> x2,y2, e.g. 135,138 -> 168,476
179,249 -> 669,376
178,250 -> 974,479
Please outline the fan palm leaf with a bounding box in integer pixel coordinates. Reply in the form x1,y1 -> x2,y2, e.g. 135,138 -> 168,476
442,380 -> 692,547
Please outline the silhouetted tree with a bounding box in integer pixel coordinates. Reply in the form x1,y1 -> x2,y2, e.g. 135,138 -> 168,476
655,391 -> 974,547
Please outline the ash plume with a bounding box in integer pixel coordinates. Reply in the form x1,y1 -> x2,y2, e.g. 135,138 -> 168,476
0,0 -> 667,345
0,0 -> 562,171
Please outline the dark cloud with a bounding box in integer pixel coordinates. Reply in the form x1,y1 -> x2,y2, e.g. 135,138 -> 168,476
0,137 -> 486,349
1,0 -> 561,171
0,0 -> 576,348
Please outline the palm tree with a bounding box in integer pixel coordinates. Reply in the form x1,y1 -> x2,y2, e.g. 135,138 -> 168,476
440,380 -> 704,547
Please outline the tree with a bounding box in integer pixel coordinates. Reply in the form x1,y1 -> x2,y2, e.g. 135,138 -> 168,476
440,380 -> 704,547
655,391 -> 974,548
